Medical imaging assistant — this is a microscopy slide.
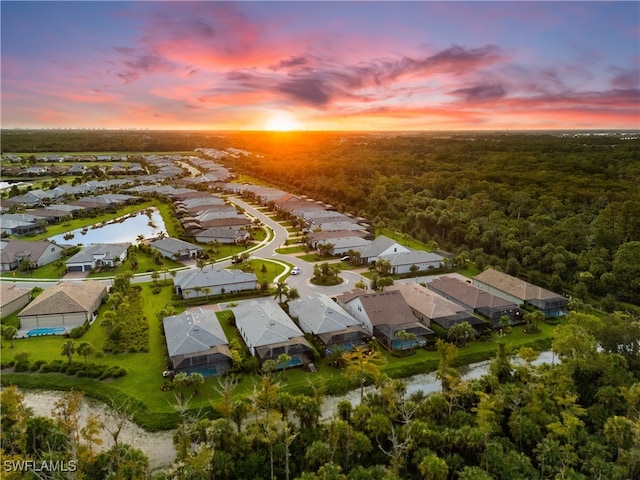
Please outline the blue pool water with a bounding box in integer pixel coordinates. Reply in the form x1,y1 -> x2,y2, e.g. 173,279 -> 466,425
26,327 -> 66,337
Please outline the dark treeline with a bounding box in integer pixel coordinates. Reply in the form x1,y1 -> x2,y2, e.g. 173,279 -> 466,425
220,132 -> 640,306
2,129 -> 639,305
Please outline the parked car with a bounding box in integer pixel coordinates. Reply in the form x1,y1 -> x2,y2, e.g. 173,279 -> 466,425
341,255 -> 350,262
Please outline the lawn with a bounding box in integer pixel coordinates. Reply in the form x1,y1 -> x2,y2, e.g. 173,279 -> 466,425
228,258 -> 286,285
87,249 -> 183,278
275,245 -> 307,254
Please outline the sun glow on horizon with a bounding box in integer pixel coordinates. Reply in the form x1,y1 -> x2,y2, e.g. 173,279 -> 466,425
264,112 -> 305,131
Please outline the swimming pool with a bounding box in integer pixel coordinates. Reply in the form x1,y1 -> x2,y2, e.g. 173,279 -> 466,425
26,327 -> 66,337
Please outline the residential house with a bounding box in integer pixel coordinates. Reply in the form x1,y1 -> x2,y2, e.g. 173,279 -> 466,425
316,236 -> 372,255
473,268 -> 568,317
4,192 -> 45,208
427,276 -> 525,327
336,289 -> 434,351
18,280 -> 107,332
0,284 -> 31,318
0,218 -> 47,237
0,240 -> 65,271
162,308 -> 232,377
199,217 -> 252,229
387,283 -> 485,330
65,243 -> 130,272
26,208 -> 74,224
231,300 -> 312,367
289,293 -> 370,353
379,250 -> 444,275
194,227 -> 250,245
356,235 -> 411,264
174,268 -> 257,299
149,237 -> 203,260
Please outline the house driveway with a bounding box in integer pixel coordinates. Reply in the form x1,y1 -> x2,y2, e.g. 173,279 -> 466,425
63,271 -> 89,280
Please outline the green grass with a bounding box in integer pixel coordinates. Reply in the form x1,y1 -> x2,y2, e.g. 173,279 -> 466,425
87,250 -> 182,278
228,259 -> 286,285
1,262 -> 64,280
378,228 -> 437,251
275,245 -> 306,254
457,262 -> 481,278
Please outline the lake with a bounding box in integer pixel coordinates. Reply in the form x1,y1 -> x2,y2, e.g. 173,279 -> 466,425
49,208 -> 167,245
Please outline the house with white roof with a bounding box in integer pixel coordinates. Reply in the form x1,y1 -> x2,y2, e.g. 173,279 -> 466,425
356,235 -> 411,264
162,308 -> 232,377
174,268 -> 257,299
379,250 -> 444,275
289,293 -> 370,353
231,300 -> 312,367
149,237 -> 203,260
65,243 -> 130,273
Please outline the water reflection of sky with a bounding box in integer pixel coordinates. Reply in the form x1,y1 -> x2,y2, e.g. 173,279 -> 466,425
49,209 -> 167,245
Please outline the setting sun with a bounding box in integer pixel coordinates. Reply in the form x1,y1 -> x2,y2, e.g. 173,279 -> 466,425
264,112 -> 304,131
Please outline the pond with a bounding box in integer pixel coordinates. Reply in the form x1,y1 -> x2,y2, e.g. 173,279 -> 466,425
49,208 -> 167,245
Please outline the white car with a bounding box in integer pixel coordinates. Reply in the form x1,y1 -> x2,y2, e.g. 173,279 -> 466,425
291,267 -> 301,275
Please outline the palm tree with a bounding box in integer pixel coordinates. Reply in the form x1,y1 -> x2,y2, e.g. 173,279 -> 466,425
447,321 -> 475,347
189,372 -> 204,396
61,340 -> 76,365
273,282 -> 289,304
173,372 -> 190,400
343,346 -> 386,401
1,325 -> 17,348
277,353 -> 292,381
286,287 -> 300,302
77,341 -> 96,365
136,233 -> 145,245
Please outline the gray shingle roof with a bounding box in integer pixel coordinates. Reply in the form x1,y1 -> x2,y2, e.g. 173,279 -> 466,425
65,243 -> 130,264
289,293 -> 362,335
380,250 -> 444,266
163,308 -> 229,357
232,300 -> 304,348
175,269 -> 257,289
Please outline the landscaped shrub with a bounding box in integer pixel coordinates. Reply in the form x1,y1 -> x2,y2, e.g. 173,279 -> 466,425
14,361 -> 31,372
1,360 -> 16,369
68,323 -> 90,339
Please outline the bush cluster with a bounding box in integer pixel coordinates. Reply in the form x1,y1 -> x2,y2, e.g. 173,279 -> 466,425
12,359 -> 127,379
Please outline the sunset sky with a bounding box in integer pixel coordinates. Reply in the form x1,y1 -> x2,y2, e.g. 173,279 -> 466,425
2,1 -> 639,131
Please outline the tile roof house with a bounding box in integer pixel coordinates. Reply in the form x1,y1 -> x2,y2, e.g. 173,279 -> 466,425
336,289 -> 434,351
174,268 -> 257,299
473,268 -> 568,317
231,300 -> 312,367
379,250 -> 444,275
65,243 -> 130,273
162,308 -> 232,377
194,227 -> 250,245
289,293 -> 370,353
356,235 -> 411,263
0,284 -> 32,318
0,240 -> 65,271
427,276 -> 525,327
149,237 -> 203,260
387,283 -> 485,330
18,280 -> 107,332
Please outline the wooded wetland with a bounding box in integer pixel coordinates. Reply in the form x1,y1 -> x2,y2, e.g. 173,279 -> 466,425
1,129 -> 639,479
